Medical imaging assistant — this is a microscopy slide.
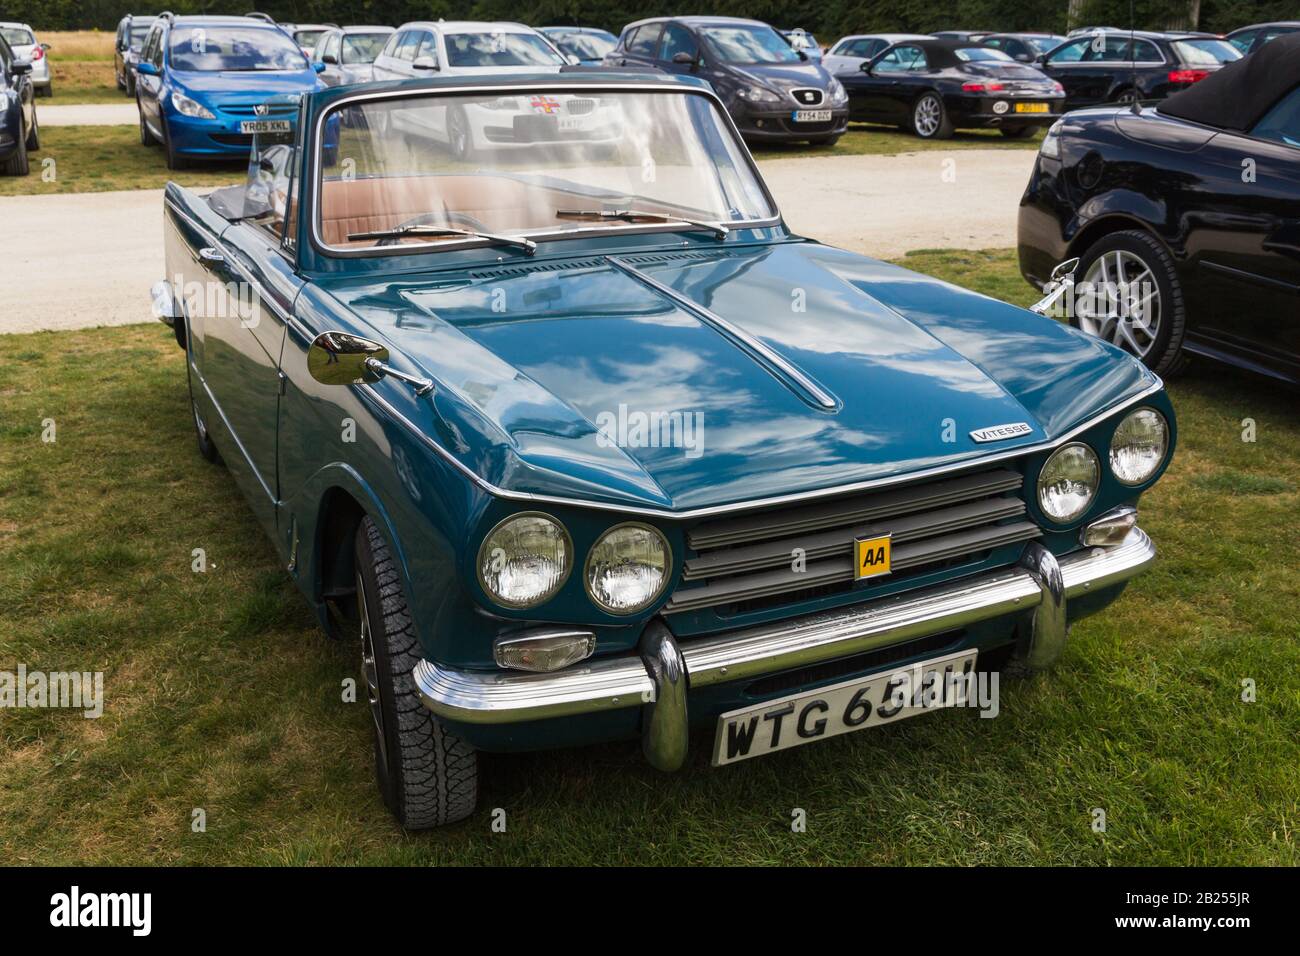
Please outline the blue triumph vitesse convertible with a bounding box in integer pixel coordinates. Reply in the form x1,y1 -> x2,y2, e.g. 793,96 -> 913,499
157,72 -> 1175,828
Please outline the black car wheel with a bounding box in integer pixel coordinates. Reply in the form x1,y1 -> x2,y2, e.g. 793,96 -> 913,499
911,93 -> 953,139
1074,230 -> 1188,376
354,516 -> 477,829
1113,88 -> 1139,105
138,99 -> 156,146
2,121 -> 30,176
25,106 -> 39,151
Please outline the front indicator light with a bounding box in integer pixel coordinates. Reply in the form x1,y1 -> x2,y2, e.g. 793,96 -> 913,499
1082,505 -> 1138,546
494,629 -> 596,673
1037,442 -> 1099,523
585,523 -> 670,615
1110,408 -> 1169,485
477,513 -> 572,609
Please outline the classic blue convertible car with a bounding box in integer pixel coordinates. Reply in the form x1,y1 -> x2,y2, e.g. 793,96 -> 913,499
156,71 -> 1174,828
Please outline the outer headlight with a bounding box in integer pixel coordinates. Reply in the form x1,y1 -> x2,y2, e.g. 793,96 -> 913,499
738,85 -> 784,106
477,513 -> 572,609
171,90 -> 215,119
1037,442 -> 1099,523
827,76 -> 848,106
1109,408 -> 1168,485
1040,120 -> 1062,159
585,523 -> 671,615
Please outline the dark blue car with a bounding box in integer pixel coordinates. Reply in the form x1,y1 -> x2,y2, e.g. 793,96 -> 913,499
0,31 -> 37,175
134,13 -> 323,168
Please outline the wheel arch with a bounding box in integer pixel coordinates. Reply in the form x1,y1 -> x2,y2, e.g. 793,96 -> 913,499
1065,213 -> 1175,263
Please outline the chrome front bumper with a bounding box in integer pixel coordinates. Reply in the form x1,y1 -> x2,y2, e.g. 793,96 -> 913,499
414,528 -> 1155,769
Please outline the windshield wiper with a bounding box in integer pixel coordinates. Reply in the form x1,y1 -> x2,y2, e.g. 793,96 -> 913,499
347,224 -> 537,255
555,209 -> 729,240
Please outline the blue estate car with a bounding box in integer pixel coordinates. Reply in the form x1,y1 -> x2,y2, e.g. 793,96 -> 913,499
155,71 -> 1175,828
135,13 -> 323,168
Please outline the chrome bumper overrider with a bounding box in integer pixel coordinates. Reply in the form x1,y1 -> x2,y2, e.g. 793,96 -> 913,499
414,528 -> 1156,769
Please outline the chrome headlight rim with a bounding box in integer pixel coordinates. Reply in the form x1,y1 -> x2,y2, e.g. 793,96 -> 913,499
1037,441 -> 1100,524
475,511 -> 573,610
583,521 -> 673,616
1109,407 -> 1169,486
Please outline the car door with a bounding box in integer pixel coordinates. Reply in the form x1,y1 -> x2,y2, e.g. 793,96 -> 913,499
1041,36 -> 1110,107
618,22 -> 663,69
316,31 -> 341,85
658,23 -> 699,75
373,30 -> 414,80
136,23 -> 166,135
1189,88 -> 1300,379
848,44 -> 925,123
114,20 -> 127,85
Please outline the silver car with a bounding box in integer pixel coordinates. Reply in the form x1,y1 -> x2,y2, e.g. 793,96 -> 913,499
312,25 -> 395,86
0,22 -> 51,97
821,33 -> 930,76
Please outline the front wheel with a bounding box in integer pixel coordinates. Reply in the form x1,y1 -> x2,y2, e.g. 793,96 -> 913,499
911,92 -> 953,139
162,119 -> 187,170
2,125 -> 29,176
1073,230 -> 1188,376
355,516 -> 477,829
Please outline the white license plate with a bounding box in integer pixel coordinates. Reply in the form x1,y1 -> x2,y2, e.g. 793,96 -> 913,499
239,119 -> 291,134
712,649 -> 979,766
558,116 -> 584,131
791,109 -> 833,123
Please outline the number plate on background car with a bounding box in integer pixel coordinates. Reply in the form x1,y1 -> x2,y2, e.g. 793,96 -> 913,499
712,649 -> 979,766
1014,103 -> 1049,113
239,120 -> 292,134
792,109 -> 833,123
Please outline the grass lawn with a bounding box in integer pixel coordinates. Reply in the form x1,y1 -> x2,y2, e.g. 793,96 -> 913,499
0,249 -> 1296,865
0,125 -> 245,197
48,59 -> 123,105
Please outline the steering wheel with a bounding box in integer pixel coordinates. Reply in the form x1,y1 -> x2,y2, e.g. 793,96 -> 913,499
377,211 -> 493,246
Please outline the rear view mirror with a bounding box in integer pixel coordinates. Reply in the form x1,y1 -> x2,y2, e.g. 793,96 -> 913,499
11,59 -> 31,75
308,332 -> 388,387
40,43 -> 50,51
322,53 -> 338,64
671,51 -> 696,65
860,61 -> 873,74
136,61 -> 158,76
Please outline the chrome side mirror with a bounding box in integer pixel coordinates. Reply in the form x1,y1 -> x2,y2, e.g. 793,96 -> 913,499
308,331 -> 434,396
1029,257 -> 1079,316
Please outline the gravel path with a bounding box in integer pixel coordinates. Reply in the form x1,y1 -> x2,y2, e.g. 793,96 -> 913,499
0,149 -> 1038,334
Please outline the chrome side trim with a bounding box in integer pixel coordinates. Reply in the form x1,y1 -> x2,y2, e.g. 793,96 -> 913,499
607,255 -> 838,411
413,527 -> 1156,727
365,379 -> 1164,520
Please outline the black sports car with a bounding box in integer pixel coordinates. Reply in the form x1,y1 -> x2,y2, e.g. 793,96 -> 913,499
1036,29 -> 1240,110
1227,21 -> 1300,55
843,38 -> 1065,140
1018,33 -> 1300,385
0,32 -> 37,175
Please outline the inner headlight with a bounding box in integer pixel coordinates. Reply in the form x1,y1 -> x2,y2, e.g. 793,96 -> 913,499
171,90 -> 215,119
1037,442 -> 1099,523
477,513 -> 571,609
585,523 -> 670,615
1110,408 -> 1169,485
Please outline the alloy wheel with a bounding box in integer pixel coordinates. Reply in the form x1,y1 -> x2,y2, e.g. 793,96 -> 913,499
914,95 -> 941,137
1078,249 -> 1162,358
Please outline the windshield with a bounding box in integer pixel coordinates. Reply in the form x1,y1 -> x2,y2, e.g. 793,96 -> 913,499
129,24 -> 153,48
0,28 -> 33,46
1172,38 -> 1242,65
294,29 -> 328,51
553,32 -> 616,60
1027,35 -> 1066,53
955,47 -> 1014,62
169,27 -> 310,71
701,24 -> 803,64
342,33 -> 390,64
444,31 -> 565,67
317,89 -> 775,252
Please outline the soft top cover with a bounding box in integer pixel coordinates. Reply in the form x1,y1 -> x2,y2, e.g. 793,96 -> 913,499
1159,32 -> 1300,132
874,38 -> 999,70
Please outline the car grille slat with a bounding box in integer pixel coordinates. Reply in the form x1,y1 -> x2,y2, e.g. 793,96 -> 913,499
686,469 -> 1023,550
667,467 -> 1037,616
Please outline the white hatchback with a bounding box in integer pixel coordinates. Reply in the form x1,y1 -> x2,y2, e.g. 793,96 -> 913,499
0,22 -> 51,96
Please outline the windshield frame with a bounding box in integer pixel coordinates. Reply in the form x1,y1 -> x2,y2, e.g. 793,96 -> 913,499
307,82 -> 783,260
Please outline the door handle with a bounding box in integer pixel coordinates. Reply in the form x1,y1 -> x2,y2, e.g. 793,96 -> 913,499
199,247 -> 225,265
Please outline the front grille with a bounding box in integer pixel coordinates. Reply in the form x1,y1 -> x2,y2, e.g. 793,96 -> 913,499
565,97 -> 597,115
791,88 -> 824,106
219,104 -> 297,117
665,468 -> 1039,615
744,631 -> 964,696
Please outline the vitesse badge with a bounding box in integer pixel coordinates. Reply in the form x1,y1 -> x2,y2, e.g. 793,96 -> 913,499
854,533 -> 892,580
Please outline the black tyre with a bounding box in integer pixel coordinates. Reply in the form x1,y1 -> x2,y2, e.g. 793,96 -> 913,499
1073,229 -> 1188,377
162,119 -> 187,170
355,516 -> 477,829
1000,125 -> 1036,139
446,105 -> 471,160
186,360 -> 221,464
2,125 -> 29,176
138,99 -> 156,146
38,83 -> 52,99
25,107 -> 39,151
1113,88 -> 1139,105
911,92 -> 953,139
